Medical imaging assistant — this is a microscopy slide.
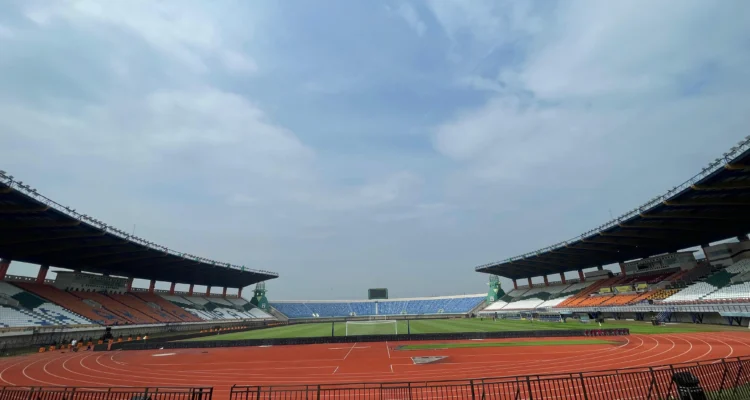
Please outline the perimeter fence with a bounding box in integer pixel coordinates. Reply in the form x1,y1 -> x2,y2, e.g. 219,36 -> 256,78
230,356 -> 750,400
0,387 -> 212,400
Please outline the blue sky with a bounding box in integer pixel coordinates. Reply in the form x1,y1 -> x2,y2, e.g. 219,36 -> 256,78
1,0 -> 749,300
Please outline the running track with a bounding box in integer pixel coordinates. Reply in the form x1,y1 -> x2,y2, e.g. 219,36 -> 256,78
3,332 -> 750,399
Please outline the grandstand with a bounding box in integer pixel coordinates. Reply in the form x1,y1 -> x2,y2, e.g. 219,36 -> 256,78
476,136 -> 750,325
271,294 -> 485,319
0,172 -> 278,335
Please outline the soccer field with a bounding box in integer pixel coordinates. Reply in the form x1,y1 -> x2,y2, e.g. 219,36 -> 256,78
186,318 -> 747,341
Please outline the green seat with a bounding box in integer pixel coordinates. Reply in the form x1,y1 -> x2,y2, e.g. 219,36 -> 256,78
12,291 -> 46,309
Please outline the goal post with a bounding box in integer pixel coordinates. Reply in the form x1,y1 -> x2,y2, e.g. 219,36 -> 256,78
345,320 -> 398,336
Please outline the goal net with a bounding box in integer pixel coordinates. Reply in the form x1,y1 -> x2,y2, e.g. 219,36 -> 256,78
345,320 -> 398,336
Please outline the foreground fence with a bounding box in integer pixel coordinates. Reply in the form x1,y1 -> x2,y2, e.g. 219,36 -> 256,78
231,356 -> 750,400
0,387 -> 212,400
4,356 -> 748,400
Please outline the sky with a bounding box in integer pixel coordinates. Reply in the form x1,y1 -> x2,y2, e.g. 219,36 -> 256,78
1,0 -> 749,300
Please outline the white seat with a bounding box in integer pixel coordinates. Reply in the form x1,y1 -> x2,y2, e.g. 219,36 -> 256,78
663,282 -> 718,302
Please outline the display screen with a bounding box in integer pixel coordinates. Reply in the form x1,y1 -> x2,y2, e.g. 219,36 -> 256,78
368,288 -> 388,300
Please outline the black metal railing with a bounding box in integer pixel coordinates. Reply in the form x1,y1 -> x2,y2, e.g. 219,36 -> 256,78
0,387 -> 213,400
230,356 -> 750,399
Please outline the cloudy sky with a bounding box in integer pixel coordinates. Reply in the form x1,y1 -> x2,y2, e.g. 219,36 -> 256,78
1,0 -> 749,300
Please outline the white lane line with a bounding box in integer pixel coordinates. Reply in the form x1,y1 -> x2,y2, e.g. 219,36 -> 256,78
342,343 -> 358,360
332,366 -> 339,374
386,341 -> 391,359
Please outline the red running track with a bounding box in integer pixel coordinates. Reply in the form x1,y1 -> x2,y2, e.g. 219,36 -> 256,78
2,332 -> 750,399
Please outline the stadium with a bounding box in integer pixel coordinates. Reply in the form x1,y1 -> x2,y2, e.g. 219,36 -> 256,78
1,135 -> 750,400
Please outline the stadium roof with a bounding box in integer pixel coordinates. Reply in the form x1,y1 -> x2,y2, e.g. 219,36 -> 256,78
476,136 -> 750,280
0,174 -> 278,288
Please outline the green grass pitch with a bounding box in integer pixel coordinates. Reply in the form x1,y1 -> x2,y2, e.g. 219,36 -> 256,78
397,339 -> 616,350
185,318 -> 747,342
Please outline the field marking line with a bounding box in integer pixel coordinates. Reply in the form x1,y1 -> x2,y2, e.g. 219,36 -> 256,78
386,341 -> 391,359
342,342 -> 357,360
332,366 -> 339,374
390,364 -> 394,373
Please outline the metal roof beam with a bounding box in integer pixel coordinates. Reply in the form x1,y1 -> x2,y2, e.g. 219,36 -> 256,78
0,205 -> 50,214
692,181 -> 750,191
1,231 -> 106,245
582,237 -> 661,247
725,163 -> 750,172
561,245 -> 622,253
515,258 -> 561,267
539,254 -> 594,263
640,212 -> 743,221
123,258 -> 199,270
11,239 -> 129,257
63,248 -> 147,261
600,231 -> 689,241
0,220 -> 81,229
87,253 -> 167,268
0,187 -> 12,194
618,222 -> 705,232
664,198 -> 750,207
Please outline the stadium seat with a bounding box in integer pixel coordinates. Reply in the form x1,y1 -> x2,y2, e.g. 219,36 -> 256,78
0,282 -> 91,326
134,292 -> 202,322
0,305 -> 56,328
72,291 -> 156,324
701,282 -> 750,301
14,282 -> 126,325
482,300 -> 508,311
108,292 -> 180,323
502,297 -> 544,310
662,282 -> 718,303
270,295 -> 485,319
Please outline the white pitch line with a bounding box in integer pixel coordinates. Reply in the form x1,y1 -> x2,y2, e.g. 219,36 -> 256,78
342,343 -> 357,360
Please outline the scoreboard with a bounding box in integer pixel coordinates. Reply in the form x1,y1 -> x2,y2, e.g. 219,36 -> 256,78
368,288 -> 388,300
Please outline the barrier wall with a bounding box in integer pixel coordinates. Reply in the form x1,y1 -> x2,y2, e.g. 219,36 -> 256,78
108,328 -> 629,351
2,321 -> 270,357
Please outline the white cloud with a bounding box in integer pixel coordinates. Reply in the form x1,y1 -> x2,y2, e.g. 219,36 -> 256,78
227,194 -> 258,207
431,0 -> 750,188
22,0 -> 259,74
391,3 -> 426,37
221,50 -> 258,74
0,23 -> 12,39
518,1 -> 750,100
